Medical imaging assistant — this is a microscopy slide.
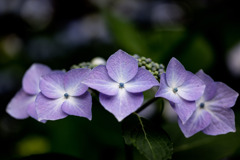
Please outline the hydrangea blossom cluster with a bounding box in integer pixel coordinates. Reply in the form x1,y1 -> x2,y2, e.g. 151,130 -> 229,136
6,49 -> 238,138
155,58 -> 238,137
7,63 -> 51,121
178,70 -> 238,137
7,65 -> 92,122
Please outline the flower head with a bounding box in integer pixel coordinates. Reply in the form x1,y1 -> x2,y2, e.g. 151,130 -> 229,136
83,49 -> 159,121
155,57 -> 206,123
178,70 -> 239,137
36,68 -> 92,121
6,63 -> 51,120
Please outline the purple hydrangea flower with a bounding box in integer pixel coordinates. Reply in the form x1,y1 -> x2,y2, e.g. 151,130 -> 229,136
36,68 -> 92,121
82,50 -> 159,121
155,57 -> 206,123
178,70 -> 239,137
6,63 -> 51,120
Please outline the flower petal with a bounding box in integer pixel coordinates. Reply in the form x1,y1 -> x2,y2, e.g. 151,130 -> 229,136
35,93 -> 67,121
196,70 -> 217,101
82,65 -> 119,96
178,109 -> 211,138
6,89 -> 34,119
22,63 -> 51,95
166,57 -> 188,87
64,68 -> 90,96
62,92 -> 92,120
106,49 -> 138,83
39,71 -> 65,98
27,101 -> 46,123
207,82 -> 239,108
27,101 -> 38,120
155,73 -> 182,103
177,72 -> 205,101
99,89 -> 143,121
125,68 -> 159,93
203,107 -> 236,135
170,100 -> 197,124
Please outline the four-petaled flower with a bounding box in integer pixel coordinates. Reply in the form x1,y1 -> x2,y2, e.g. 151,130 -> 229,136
36,68 -> 92,121
155,57 -> 206,123
178,70 -> 239,137
82,50 -> 159,121
6,63 -> 51,121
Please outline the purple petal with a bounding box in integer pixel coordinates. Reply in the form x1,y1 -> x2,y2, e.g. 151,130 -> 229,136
166,57 -> 188,87
27,102 -> 38,120
196,70 -> 217,101
203,107 -> 236,135
125,68 -> 159,93
64,68 -> 90,96
6,89 -> 35,119
106,50 -> 138,83
170,100 -> 197,124
178,109 -> 211,138
35,93 -> 67,121
27,102 -> 46,123
99,89 -> 143,121
62,92 -> 92,120
207,82 -> 239,108
82,65 -> 119,96
22,63 -> 51,95
177,72 -> 205,101
39,71 -> 65,99
155,73 -> 182,103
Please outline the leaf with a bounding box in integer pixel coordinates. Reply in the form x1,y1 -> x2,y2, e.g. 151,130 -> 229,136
122,113 -> 173,160
14,153 -> 82,160
164,123 -> 240,160
104,11 -> 148,55
179,34 -> 214,72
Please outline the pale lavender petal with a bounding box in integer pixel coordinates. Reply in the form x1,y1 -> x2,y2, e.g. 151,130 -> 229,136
22,63 -> 51,95
125,68 -> 159,93
6,89 -> 35,119
99,89 -> 143,121
166,57 -> 188,87
207,82 -> 239,108
155,73 -> 182,103
62,92 -> 92,120
178,109 -> 211,138
170,100 -> 197,124
203,107 -> 236,135
64,68 -> 90,96
35,93 -> 67,121
82,65 -> 119,96
106,50 -> 138,83
39,71 -> 65,99
27,101 -> 47,123
27,101 -> 38,120
196,70 -> 216,101
177,72 -> 205,101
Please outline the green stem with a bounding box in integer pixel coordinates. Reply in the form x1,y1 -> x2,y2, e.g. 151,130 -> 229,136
135,97 -> 159,113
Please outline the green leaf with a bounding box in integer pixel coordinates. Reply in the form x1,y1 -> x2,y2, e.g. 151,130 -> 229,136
179,34 -> 214,72
163,123 -> 240,160
122,113 -> 173,160
104,11 -> 148,55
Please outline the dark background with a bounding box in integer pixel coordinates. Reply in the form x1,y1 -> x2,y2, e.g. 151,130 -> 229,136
1,0 -> 240,159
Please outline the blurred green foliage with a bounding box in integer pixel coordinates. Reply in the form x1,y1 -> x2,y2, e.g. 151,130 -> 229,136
1,0 -> 240,160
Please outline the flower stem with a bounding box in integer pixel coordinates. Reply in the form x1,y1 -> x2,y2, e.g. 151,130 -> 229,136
135,97 -> 159,113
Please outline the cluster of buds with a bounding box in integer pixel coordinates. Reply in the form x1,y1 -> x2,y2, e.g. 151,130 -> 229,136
133,54 -> 165,81
71,62 -> 95,70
